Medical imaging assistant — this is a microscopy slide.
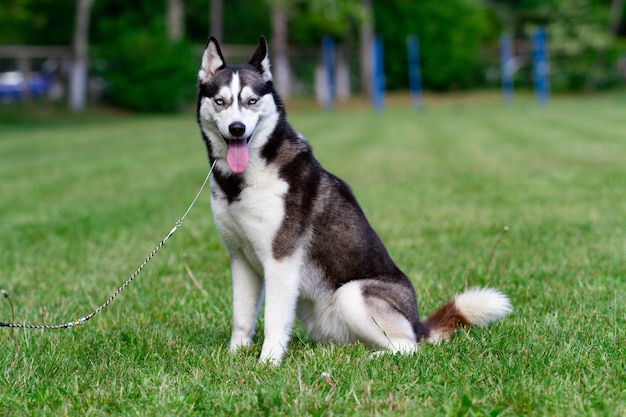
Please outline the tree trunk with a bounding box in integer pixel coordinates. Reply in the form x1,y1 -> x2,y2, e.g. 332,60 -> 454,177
585,0 -> 625,91
270,3 -> 291,98
70,0 -> 94,112
359,0 -> 373,97
336,45 -> 350,101
210,0 -> 223,40
609,0 -> 625,36
166,0 -> 185,42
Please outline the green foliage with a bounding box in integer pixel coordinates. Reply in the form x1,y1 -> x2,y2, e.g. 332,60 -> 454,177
0,0 -> 624,100
545,0 -> 617,90
374,0 -> 490,90
1,93 -> 626,415
89,1 -> 198,113
289,0 -> 365,44
494,0 -> 623,91
94,31 -> 197,113
0,0 -> 74,45
186,0 -> 272,44
90,0 -> 167,44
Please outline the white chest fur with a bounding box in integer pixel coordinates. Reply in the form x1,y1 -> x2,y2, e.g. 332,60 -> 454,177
210,162 -> 288,272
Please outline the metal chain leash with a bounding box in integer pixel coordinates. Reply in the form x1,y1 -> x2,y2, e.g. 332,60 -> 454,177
0,161 -> 215,330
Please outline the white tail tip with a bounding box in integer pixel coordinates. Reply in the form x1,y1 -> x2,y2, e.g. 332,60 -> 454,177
454,287 -> 512,326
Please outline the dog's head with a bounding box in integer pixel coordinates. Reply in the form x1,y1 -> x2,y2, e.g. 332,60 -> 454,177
197,36 -> 279,174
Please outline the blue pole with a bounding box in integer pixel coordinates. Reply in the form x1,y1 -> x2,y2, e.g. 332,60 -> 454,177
531,28 -> 550,106
499,33 -> 514,104
371,35 -> 384,112
322,35 -> 335,111
406,34 -> 423,109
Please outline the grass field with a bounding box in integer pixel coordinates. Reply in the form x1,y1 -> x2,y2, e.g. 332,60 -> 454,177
1,93 -> 625,416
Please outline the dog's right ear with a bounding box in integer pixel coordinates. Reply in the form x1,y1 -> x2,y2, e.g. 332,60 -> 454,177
199,37 -> 226,82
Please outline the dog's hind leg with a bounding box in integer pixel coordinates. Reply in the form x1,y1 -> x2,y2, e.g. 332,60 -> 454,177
335,280 -> 419,354
229,254 -> 263,352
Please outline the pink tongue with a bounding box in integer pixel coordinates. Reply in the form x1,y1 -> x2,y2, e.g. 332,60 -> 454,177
226,140 -> 249,173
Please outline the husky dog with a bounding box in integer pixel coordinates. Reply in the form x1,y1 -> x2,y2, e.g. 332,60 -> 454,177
197,36 -> 511,365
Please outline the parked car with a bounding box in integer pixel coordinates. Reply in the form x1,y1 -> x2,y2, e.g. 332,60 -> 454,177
0,71 -> 50,102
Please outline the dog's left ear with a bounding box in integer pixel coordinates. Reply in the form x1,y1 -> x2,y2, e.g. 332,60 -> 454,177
248,36 -> 273,83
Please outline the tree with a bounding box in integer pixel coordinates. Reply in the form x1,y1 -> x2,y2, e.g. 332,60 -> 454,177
166,0 -> 185,42
374,0 -> 489,90
609,0 -> 626,36
69,0 -> 94,112
360,0 -> 373,97
186,0 -> 270,44
485,0 -> 625,91
210,0 -> 223,40
269,0 -> 292,97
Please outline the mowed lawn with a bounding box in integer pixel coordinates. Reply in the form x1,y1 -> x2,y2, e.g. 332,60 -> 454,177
0,94 -> 625,416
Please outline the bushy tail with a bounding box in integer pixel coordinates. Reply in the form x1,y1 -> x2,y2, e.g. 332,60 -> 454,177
424,287 -> 511,343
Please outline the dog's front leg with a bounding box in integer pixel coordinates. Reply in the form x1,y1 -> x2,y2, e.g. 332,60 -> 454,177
229,254 -> 263,352
259,252 -> 302,365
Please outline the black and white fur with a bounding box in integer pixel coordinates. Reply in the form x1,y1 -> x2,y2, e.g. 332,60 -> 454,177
197,37 -> 511,365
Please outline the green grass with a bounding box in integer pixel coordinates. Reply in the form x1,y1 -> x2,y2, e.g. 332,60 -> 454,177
1,93 -> 625,416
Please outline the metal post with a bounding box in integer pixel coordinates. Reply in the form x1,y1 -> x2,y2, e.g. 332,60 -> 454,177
531,28 -> 550,106
407,34 -> 423,109
371,35 -> 384,112
322,35 -> 335,111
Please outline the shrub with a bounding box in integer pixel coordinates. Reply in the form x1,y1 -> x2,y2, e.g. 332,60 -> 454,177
374,0 -> 489,91
545,0 -> 619,91
95,31 -> 197,113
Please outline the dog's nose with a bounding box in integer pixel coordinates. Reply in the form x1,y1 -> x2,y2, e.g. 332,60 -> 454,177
228,122 -> 246,137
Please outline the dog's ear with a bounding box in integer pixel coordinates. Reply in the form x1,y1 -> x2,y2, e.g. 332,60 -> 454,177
199,37 -> 226,81
248,36 -> 273,83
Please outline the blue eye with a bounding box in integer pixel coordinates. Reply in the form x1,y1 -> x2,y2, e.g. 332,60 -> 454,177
248,98 -> 258,105
215,98 -> 224,105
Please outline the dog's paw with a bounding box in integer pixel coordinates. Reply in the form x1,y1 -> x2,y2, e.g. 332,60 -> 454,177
369,350 -> 389,359
258,354 -> 283,366
230,336 -> 253,353
259,350 -> 284,366
369,342 -> 420,359
259,341 -> 286,365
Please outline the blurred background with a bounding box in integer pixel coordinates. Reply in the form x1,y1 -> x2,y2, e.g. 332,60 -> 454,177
0,0 -> 625,113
